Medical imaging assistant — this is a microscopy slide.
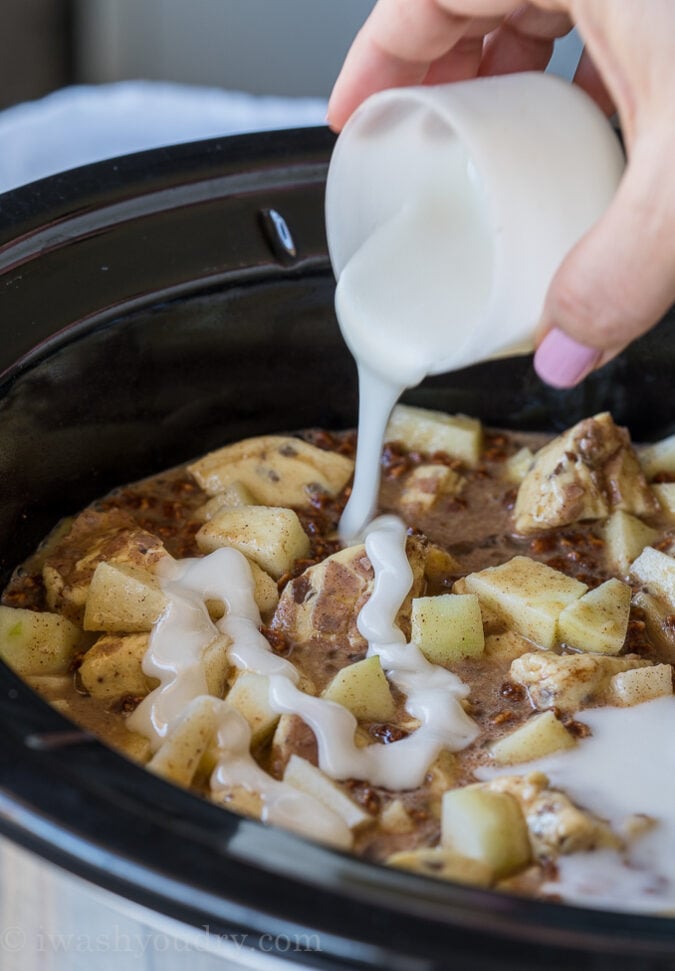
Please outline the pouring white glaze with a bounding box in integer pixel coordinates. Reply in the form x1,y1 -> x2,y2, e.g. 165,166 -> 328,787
477,698 -> 675,912
334,152 -> 493,539
326,73 -> 626,538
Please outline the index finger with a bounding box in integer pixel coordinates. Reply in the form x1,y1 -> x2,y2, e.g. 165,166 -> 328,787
327,0 -> 516,130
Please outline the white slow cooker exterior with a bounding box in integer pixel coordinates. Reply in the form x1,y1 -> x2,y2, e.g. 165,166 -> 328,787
0,837 -> 317,971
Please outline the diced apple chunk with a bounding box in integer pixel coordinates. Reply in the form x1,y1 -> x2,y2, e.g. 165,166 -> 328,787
652,483 -> 675,523
79,632 -> 157,701
283,754 -> 370,829
631,547 -> 675,608
248,562 -> 279,619
490,711 -> 576,765
454,576 -> 503,633
211,785 -> 263,820
484,631 -> 533,664
42,511 -> 169,622
632,590 -> 675,659
463,556 -> 587,649
380,799 -> 414,834
387,846 -> 494,887
24,674 -> 72,698
503,447 -> 534,485
639,434 -> 675,480
83,561 -> 168,633
441,785 -> 531,878
208,563 -> 277,620
557,578 -> 631,655
385,404 -> 482,465
196,506 -> 310,579
148,696 -> 220,786
188,435 -> 354,505
0,605 -> 81,675
604,510 -> 658,576
322,655 -> 395,721
400,464 -> 464,511
114,731 -> 152,764
425,750 -> 458,817
226,672 -> 279,745
411,594 -> 484,664
424,545 -> 461,584
194,482 -> 258,521
202,635 -> 231,698
607,665 -> 673,706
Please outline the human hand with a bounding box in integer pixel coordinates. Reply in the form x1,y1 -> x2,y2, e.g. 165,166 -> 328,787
328,1 -> 675,388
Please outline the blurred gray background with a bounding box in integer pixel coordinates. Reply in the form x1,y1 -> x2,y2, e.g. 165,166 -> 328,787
75,0 -> 377,98
0,0 -> 582,111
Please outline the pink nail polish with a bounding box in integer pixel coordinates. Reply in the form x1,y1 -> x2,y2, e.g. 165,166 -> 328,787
534,327 -> 601,389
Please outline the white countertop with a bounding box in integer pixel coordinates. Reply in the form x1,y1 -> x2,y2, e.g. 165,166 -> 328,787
0,835 -> 316,971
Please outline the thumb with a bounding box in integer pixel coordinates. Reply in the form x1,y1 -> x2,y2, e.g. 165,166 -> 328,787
533,135 -> 675,388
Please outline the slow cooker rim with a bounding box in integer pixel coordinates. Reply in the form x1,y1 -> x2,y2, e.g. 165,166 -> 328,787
0,128 -> 673,970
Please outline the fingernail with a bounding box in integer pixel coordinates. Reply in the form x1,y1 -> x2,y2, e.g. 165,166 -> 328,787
534,327 -> 602,388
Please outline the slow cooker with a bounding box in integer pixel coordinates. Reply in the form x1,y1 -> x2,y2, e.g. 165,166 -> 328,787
0,127 -> 674,971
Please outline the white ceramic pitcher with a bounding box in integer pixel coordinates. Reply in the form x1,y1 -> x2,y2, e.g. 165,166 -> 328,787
325,72 -> 625,387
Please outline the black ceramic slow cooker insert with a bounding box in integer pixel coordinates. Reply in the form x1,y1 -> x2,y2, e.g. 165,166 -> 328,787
0,128 -> 674,971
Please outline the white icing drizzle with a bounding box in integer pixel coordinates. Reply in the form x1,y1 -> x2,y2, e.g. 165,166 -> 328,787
477,697 -> 675,912
176,551 -> 297,682
339,363 -> 402,541
266,516 -> 478,790
128,548 -> 295,747
127,586 -> 212,746
131,517 -> 478,842
129,548 -> 351,846
209,705 -> 352,849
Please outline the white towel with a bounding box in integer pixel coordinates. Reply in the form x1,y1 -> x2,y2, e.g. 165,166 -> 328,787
0,81 -> 327,195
